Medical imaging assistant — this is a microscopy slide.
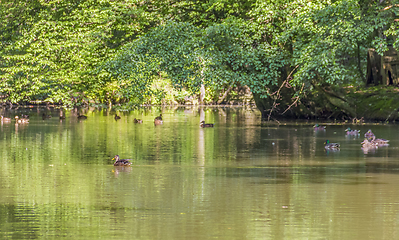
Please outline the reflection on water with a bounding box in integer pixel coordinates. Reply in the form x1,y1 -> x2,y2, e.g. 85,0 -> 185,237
1,106 -> 399,239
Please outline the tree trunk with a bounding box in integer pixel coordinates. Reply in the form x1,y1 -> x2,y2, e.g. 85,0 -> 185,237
199,83 -> 205,104
366,48 -> 382,86
252,92 -> 272,119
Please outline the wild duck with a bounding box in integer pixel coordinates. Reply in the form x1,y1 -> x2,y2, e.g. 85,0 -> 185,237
200,121 -> 214,128
154,114 -> 163,125
112,155 -> 132,166
324,140 -> 340,149
15,116 -> 29,123
134,118 -> 143,123
1,115 -> 11,122
155,114 -> 162,121
59,111 -> 65,120
361,138 -> 378,148
314,124 -> 326,130
345,128 -> 360,135
364,130 -> 375,141
154,118 -> 163,125
77,113 -> 87,120
373,138 -> 390,146
42,113 -> 52,120
114,114 -> 121,120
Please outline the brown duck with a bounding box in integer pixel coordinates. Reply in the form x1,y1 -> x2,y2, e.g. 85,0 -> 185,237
134,118 -> 143,123
154,114 -> 163,125
15,116 -> 29,123
42,113 -> 52,120
200,121 -> 214,128
59,111 -> 65,120
1,115 -> 11,122
112,155 -> 132,166
114,114 -> 121,120
155,114 -> 162,120
77,113 -> 87,120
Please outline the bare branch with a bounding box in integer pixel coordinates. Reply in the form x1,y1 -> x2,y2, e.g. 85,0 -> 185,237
217,83 -> 234,104
267,65 -> 299,121
282,83 -> 305,114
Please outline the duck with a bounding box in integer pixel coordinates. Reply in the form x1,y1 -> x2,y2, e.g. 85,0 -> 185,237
364,129 -> 375,141
200,121 -> 214,128
112,155 -> 132,166
134,118 -> 143,123
42,113 -> 52,120
373,138 -> 390,146
114,114 -> 121,120
154,118 -> 163,125
77,113 -> 87,120
155,114 -> 162,120
15,115 -> 29,123
345,128 -> 360,135
1,115 -> 11,122
154,114 -> 163,125
314,124 -> 326,130
59,111 -> 65,120
324,140 -> 340,149
361,138 -> 378,148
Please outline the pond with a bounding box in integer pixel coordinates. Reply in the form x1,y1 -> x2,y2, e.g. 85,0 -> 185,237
0,106 -> 399,239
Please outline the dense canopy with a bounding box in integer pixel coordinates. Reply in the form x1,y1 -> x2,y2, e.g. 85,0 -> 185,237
1,0 -> 399,117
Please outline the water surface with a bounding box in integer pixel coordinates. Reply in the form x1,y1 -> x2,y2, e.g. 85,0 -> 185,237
0,106 -> 399,239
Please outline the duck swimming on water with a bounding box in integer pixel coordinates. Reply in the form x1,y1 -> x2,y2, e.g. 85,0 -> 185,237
134,118 -> 143,123
345,128 -> 360,135
324,140 -> 340,149
112,155 -> 132,166
154,114 -> 163,125
15,116 -> 29,123
314,124 -> 326,130
364,130 -> 375,141
1,115 -> 11,122
200,121 -> 214,128
77,113 -> 87,120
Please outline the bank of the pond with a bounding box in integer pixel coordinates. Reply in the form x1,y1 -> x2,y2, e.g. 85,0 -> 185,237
347,86 -> 399,122
1,86 -> 398,122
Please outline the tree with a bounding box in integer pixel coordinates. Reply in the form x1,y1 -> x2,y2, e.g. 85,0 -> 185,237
100,19 -> 285,107
0,0 -> 154,105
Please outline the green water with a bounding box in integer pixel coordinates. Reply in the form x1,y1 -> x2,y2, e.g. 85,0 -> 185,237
1,106 -> 399,239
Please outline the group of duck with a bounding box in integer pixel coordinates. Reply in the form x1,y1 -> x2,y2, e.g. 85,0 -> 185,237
1,114 -> 30,124
113,115 -> 214,166
1,112 -> 89,123
3,112 -> 215,129
313,124 -> 390,151
118,114 -> 162,125
3,112 -> 214,167
361,129 -> 389,149
120,113 -> 214,128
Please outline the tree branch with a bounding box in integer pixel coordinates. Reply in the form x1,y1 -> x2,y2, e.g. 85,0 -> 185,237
282,83 -> 304,114
217,83 -> 234,104
267,65 -> 299,121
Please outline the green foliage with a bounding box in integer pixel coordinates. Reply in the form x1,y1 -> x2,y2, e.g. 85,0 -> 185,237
101,19 -> 285,100
0,0 -> 155,106
348,86 -> 399,120
1,0 -> 399,115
